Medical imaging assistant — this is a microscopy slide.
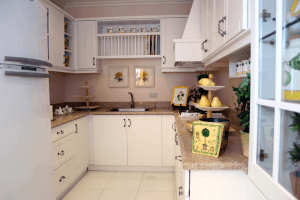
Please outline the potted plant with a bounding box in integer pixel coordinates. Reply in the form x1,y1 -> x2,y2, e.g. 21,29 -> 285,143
233,73 -> 251,157
288,112 -> 300,198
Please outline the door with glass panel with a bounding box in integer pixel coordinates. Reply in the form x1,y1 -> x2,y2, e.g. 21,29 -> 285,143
250,0 -> 300,199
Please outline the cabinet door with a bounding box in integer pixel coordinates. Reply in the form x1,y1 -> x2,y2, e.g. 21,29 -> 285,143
206,0 -> 215,56
162,115 -> 176,166
93,115 -> 127,166
201,0 -> 209,59
127,115 -> 162,166
50,6 -> 64,67
226,0 -> 248,42
78,21 -> 97,69
214,0 -> 226,50
74,117 -> 88,175
161,18 -> 187,67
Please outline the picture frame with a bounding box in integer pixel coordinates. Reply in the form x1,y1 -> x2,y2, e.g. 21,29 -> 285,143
171,86 -> 189,106
109,66 -> 129,88
133,66 -> 155,88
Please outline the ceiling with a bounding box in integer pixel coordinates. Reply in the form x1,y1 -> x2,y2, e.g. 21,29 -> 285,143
51,0 -> 193,8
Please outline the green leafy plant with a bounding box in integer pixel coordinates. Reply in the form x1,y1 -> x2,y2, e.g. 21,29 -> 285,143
288,113 -> 300,166
187,73 -> 209,103
233,73 -> 251,133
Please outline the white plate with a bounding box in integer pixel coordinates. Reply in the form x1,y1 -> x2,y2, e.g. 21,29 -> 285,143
193,102 -> 229,111
197,85 -> 225,91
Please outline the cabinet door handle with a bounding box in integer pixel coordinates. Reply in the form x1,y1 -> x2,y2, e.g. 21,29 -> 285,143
128,119 -> 131,127
59,176 -> 66,182
163,56 -> 166,64
61,130 -> 64,134
58,150 -> 64,156
202,39 -> 208,52
179,186 -> 183,196
175,133 -> 178,145
93,57 -> 95,65
75,124 -> 78,133
218,16 -> 226,37
57,131 -> 60,135
123,119 -> 126,127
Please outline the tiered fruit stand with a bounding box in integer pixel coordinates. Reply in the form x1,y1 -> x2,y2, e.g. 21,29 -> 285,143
75,81 -> 99,111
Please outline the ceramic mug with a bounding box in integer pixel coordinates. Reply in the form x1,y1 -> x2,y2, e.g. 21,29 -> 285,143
119,27 -> 125,33
242,60 -> 249,74
130,27 -> 136,33
107,27 -> 113,34
67,107 -> 73,112
236,62 -> 242,75
151,26 -> 157,32
141,27 -> 147,33
55,107 -> 65,114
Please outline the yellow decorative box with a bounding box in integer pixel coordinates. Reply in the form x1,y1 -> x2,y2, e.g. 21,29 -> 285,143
192,121 -> 224,157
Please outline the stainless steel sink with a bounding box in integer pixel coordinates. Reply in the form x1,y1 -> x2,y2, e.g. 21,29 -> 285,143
108,108 -> 151,112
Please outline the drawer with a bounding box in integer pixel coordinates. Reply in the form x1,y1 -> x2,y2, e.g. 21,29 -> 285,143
51,123 -> 76,142
52,133 -> 75,170
54,157 -> 75,197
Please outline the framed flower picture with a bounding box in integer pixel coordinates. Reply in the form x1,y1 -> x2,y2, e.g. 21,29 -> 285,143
133,66 -> 155,88
109,66 -> 129,88
171,86 -> 189,106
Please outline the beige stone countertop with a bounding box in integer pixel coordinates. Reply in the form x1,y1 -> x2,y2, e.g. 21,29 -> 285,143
174,111 -> 248,173
51,107 -> 248,173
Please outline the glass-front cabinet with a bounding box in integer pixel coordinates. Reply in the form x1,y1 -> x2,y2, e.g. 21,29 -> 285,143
250,0 -> 300,199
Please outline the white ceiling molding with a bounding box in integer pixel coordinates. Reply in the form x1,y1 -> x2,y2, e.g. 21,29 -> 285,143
64,0 -> 193,8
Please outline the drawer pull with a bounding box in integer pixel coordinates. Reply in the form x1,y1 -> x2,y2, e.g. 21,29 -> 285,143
175,156 -> 182,162
128,119 -> 131,127
59,176 -> 66,182
57,131 -> 60,135
175,133 -> 178,145
179,186 -> 183,196
124,119 -> 126,127
75,124 -> 78,133
61,130 -> 64,134
58,150 -> 64,156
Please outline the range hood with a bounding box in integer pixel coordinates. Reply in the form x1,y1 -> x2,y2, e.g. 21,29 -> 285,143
174,0 -> 203,67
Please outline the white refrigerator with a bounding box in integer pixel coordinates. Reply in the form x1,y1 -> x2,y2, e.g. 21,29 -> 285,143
0,0 -> 56,199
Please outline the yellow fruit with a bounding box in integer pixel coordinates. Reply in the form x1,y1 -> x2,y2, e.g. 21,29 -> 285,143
198,79 -> 204,85
199,95 -> 211,107
201,78 -> 216,86
211,97 -> 223,107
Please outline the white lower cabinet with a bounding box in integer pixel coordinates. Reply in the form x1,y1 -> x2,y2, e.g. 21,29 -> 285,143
93,115 -> 175,167
51,117 -> 89,199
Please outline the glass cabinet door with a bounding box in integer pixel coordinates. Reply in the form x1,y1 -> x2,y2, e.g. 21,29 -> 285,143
250,0 -> 300,199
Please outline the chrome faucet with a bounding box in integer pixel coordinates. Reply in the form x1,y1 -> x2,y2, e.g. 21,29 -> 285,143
128,92 -> 135,108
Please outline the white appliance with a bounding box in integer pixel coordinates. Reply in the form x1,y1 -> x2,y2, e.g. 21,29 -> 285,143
173,0 -> 203,67
0,1 -> 55,200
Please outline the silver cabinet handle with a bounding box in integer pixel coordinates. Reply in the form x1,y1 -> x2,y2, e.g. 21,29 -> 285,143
202,39 -> 208,52
75,124 -> 78,133
179,186 -> 183,196
58,150 -> 64,156
59,176 -> 66,182
218,16 -> 226,37
175,133 -> 178,145
128,119 -> 131,127
93,57 -> 95,65
124,119 -> 126,127
163,56 -> 166,64
61,130 -> 64,134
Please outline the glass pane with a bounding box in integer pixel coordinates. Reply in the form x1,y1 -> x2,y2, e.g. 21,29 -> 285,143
257,105 -> 275,176
282,0 -> 300,104
279,110 -> 300,199
259,0 -> 276,100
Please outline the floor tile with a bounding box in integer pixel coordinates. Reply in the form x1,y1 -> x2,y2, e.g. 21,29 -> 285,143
84,171 -> 115,179
62,189 -> 103,200
136,191 -> 173,200
105,172 -> 144,191
139,173 -> 174,192
74,175 -> 113,190
98,190 -> 138,200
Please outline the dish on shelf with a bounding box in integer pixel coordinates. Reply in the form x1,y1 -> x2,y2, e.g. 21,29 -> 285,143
197,85 -> 225,91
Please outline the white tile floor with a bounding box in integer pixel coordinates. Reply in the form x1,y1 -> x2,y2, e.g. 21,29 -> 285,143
62,171 -> 175,200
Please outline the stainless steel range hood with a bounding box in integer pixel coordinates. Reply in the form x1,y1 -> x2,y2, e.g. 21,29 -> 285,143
174,0 -> 203,67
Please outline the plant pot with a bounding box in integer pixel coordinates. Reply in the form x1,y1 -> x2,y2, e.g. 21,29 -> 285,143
240,131 -> 249,157
290,171 -> 300,199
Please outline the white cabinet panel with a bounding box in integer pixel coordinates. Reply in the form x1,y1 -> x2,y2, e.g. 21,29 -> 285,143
74,117 -> 89,175
50,6 -> 64,67
226,0 -> 248,42
206,0 -> 215,56
78,21 -> 97,69
214,0 -> 226,50
93,115 -> 127,166
127,115 -> 162,166
161,18 -> 187,67
162,115 -> 176,166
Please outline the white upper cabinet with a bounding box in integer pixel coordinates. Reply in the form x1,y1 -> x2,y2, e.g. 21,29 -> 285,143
161,18 -> 188,68
214,0 -> 226,50
78,21 -> 97,69
226,0 -> 248,42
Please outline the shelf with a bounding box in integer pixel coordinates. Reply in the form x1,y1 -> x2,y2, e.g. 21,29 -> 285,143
192,102 -> 229,112
197,85 -> 225,91
98,32 -> 160,37
64,32 -> 73,38
229,74 -> 248,79
97,55 -> 162,59
64,49 -> 73,54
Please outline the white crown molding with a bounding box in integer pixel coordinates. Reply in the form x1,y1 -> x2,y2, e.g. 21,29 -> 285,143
64,1 -> 192,8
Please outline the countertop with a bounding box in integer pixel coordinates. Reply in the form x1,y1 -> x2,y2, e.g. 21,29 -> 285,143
51,107 -> 248,173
